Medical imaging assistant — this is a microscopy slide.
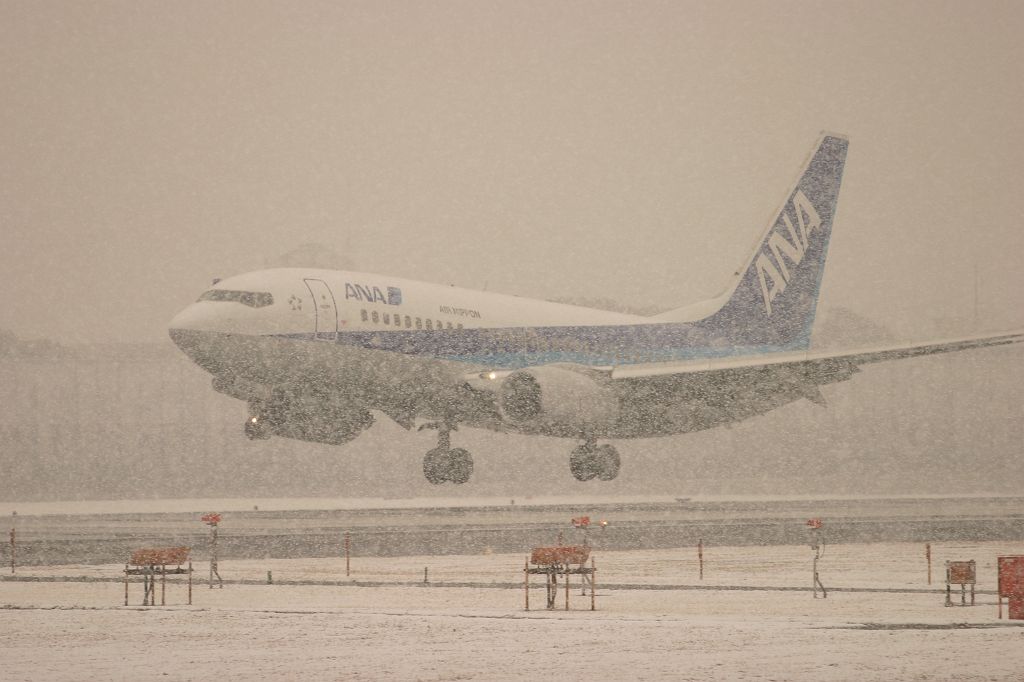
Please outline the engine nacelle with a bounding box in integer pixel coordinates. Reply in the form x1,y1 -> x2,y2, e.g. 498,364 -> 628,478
499,366 -> 618,436
256,389 -> 373,446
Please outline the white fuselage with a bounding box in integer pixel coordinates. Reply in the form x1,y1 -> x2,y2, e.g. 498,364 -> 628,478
169,268 -> 690,439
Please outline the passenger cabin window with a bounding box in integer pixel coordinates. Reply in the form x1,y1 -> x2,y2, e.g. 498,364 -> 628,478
383,313 -> 390,325
372,311 -> 379,324
394,315 -> 402,327
198,289 -> 274,308
415,317 -> 422,330
446,322 -> 453,329
360,309 -> 368,322
436,320 -> 442,331
404,315 -> 412,328
425,319 -> 433,331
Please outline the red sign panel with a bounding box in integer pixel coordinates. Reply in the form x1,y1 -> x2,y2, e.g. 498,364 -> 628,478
201,513 -> 221,525
947,560 -> 976,585
131,546 -> 190,566
572,516 -> 590,528
998,556 -> 1024,597
531,546 -> 591,566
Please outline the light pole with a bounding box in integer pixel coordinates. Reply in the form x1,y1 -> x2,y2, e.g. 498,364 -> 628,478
10,510 -> 16,574
201,513 -> 222,588
807,518 -> 826,598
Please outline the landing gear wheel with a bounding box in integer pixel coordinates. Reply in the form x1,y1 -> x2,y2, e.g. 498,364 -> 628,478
595,444 -> 620,481
423,447 -> 448,485
420,421 -> 474,484
447,448 -> 474,485
570,445 -> 598,482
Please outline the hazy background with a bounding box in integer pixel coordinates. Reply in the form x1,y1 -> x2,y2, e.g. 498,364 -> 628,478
1,1 -> 1021,501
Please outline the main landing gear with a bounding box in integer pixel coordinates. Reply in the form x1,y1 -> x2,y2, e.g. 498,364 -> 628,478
419,422 -> 473,485
569,439 -> 620,482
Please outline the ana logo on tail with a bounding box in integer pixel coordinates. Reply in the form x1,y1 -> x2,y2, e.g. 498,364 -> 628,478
754,189 -> 822,316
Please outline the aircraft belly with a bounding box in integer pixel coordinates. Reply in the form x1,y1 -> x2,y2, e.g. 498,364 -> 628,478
174,329 -> 818,441
172,330 -> 356,386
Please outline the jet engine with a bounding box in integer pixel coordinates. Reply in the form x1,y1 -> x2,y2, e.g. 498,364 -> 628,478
498,365 -> 618,436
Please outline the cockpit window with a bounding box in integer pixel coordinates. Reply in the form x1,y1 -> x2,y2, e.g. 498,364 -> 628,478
197,289 -> 274,308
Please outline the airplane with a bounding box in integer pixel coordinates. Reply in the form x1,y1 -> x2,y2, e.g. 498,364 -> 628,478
168,133 -> 1023,485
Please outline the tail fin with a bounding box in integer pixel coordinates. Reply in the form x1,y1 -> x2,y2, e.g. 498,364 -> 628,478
655,133 -> 849,351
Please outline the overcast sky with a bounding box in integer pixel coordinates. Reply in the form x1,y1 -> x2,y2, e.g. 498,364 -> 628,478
3,0 -> 1022,344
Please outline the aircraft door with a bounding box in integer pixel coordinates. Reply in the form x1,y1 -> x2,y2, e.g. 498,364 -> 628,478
303,279 -> 338,340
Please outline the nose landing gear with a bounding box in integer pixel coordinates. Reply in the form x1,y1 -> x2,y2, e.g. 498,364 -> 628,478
244,415 -> 271,440
569,439 -> 620,481
419,422 -> 474,484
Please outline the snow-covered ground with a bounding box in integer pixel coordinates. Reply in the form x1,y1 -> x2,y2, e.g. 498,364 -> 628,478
3,541 -> 1023,680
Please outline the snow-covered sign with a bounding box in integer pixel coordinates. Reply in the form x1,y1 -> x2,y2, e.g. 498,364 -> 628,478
531,546 -> 590,566
130,547 -> 190,567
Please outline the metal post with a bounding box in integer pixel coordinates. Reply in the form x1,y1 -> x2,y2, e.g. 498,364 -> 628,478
698,539 -> 704,580
564,564 -> 570,611
423,567 -> 428,584
209,524 -> 216,588
202,513 -> 222,589
188,562 -> 192,605
9,527 -> 15,574
161,565 -> 166,606
590,557 -> 596,611
124,560 -> 129,606
345,532 -> 351,577
926,543 -> 931,585
812,552 -> 827,598
524,558 -> 530,611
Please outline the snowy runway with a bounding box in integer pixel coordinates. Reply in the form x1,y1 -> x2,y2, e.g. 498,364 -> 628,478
3,541 -> 1023,680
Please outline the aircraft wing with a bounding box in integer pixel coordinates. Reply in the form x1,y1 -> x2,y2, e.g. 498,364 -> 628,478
609,330 -> 1024,381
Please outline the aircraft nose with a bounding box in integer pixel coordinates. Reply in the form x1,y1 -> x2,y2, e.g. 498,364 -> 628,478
169,307 -> 187,331
169,304 -> 206,355
169,303 -> 204,333
168,302 -> 238,373
168,302 -> 232,351
169,300 -> 239,333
